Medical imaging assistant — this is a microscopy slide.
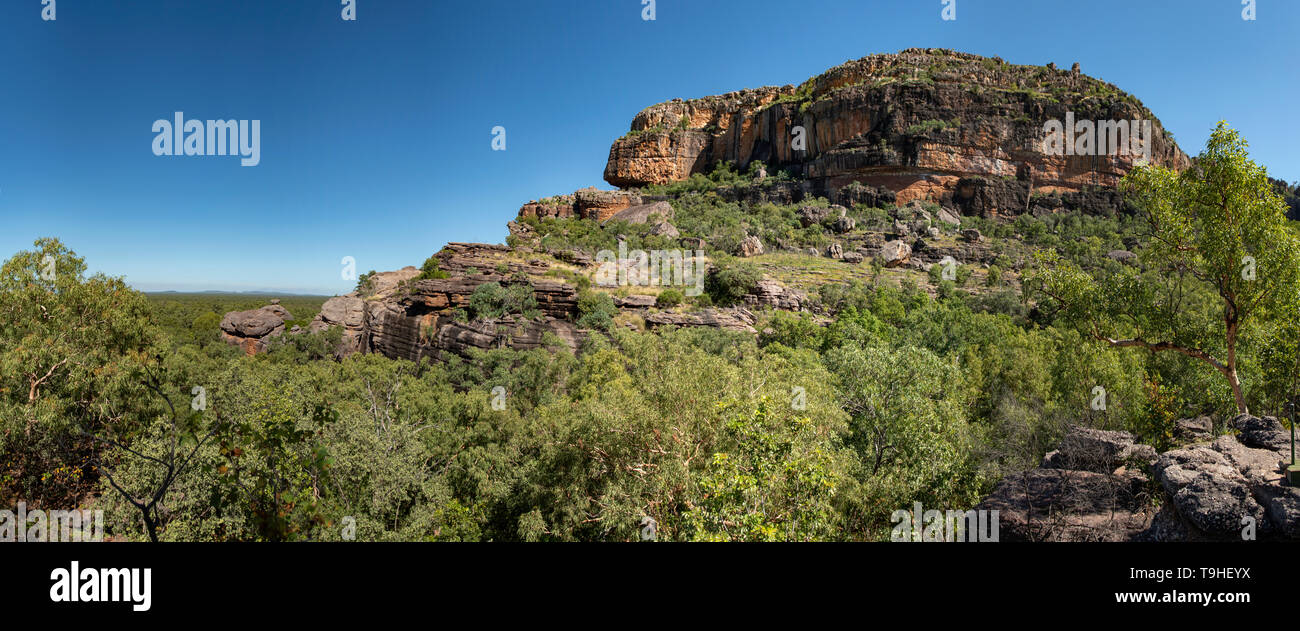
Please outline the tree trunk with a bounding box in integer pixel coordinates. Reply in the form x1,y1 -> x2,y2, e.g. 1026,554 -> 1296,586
1226,318 -> 1248,415
1228,366 -> 1248,416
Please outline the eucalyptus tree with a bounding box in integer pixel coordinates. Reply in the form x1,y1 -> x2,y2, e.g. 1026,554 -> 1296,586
1029,123 -> 1300,415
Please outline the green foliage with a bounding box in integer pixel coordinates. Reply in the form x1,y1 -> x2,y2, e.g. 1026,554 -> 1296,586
1028,122 -> 1300,415
705,261 -> 762,305
576,289 -> 617,331
190,311 -> 222,348
417,255 -> 450,280
985,265 -> 1002,287
656,288 -> 684,307
209,369 -> 337,541
905,118 -> 960,135
0,238 -> 158,508
683,399 -> 845,541
1135,377 -> 1182,452
824,341 -> 983,536
467,281 -> 540,320
355,270 -> 377,295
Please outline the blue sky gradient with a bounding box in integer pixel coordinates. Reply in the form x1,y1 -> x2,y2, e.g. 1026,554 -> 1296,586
1,0 -> 1295,294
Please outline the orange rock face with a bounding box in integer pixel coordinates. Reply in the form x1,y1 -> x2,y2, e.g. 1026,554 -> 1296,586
602,48 -> 1190,209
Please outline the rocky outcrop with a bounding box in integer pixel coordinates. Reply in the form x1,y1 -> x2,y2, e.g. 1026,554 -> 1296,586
742,279 -> 805,311
737,235 -> 764,257
516,189 -> 646,223
879,240 -> 911,267
1040,426 -> 1157,472
979,426 -> 1158,541
978,468 -> 1154,542
644,308 -> 758,333
517,195 -> 576,220
356,266 -> 421,299
647,221 -> 680,238
797,205 -> 832,228
434,316 -> 585,358
977,417 -> 1300,541
220,303 -> 292,355
604,201 -> 673,225
575,188 -> 642,222
310,294 -> 366,354
357,274 -> 582,362
604,48 -> 1189,217
1175,415 -> 1213,440
1155,442 -> 1271,537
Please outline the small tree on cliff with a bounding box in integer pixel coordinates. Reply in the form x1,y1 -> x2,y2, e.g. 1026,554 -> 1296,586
1028,122 -> 1300,415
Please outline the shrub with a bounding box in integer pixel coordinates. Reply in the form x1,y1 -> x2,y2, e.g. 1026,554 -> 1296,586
705,261 -> 762,306
468,282 -> 539,320
417,256 -> 450,280
355,270 -> 377,295
576,289 -> 617,331
656,289 -> 684,307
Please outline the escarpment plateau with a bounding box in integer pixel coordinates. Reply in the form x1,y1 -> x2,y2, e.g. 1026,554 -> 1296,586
604,48 -> 1189,214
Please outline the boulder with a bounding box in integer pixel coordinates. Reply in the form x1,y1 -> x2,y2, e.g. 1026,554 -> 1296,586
737,235 -> 764,257
614,294 -> 658,309
827,243 -> 843,259
647,221 -> 680,238
831,216 -> 856,234
1107,250 -> 1138,264
310,294 -> 367,354
935,206 -> 962,226
604,201 -> 674,225
796,205 -> 831,228
1174,415 -> 1213,441
1155,445 -> 1270,536
841,251 -> 864,264
742,279 -> 805,311
1231,414 -> 1291,451
960,228 -> 982,243
879,240 -> 911,267
220,304 -> 293,355
1041,426 -> 1157,473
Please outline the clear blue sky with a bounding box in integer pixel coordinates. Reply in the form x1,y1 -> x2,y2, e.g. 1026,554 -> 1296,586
1,0 -> 1295,294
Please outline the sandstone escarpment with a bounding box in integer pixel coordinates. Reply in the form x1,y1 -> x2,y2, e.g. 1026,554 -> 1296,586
604,48 -> 1190,216
290,240 -> 801,364
306,263 -> 584,362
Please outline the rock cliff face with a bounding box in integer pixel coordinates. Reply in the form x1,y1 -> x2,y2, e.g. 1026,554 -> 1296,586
302,244 -> 589,362
604,48 -> 1190,215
